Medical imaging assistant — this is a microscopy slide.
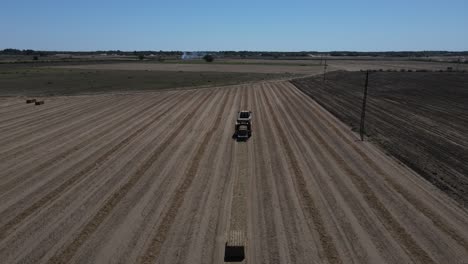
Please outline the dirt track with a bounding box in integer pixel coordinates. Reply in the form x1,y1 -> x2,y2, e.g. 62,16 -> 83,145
1,82 -> 468,263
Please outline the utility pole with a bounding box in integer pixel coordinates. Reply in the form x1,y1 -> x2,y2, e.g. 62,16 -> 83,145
359,70 -> 369,141
323,59 -> 328,81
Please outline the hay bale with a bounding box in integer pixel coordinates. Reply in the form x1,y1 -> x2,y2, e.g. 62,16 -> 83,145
35,101 -> 44,105
26,99 -> 36,104
224,230 -> 245,262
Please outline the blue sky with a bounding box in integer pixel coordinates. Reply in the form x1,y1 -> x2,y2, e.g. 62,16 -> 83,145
1,0 -> 467,51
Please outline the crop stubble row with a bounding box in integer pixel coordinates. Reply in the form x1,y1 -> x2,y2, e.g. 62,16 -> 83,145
0,82 -> 467,263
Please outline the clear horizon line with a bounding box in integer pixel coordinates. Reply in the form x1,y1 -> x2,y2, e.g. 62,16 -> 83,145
2,48 -> 468,53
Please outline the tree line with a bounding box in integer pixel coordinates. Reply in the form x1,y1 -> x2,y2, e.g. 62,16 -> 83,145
2,49 -> 467,59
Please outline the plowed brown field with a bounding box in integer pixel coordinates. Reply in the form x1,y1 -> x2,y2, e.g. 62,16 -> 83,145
1,81 -> 467,263
292,72 -> 468,206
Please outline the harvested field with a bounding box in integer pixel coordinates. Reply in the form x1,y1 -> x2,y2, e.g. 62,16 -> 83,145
1,81 -> 467,263
57,59 -> 467,76
0,67 -> 295,96
292,71 -> 468,207
328,59 -> 468,72
52,62 -> 320,74
216,58 -> 468,72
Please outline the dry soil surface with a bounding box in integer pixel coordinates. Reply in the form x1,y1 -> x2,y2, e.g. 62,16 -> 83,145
1,81 -> 467,264
52,62 -> 320,75
327,59 -> 468,71
292,71 -> 468,206
49,59 -> 468,78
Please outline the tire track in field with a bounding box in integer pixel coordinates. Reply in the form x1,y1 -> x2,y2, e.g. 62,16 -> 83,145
105,90 -> 223,263
82,91 -> 226,264
260,83 -> 321,263
46,90 -> 214,264
259,84 -> 342,264
222,87 -> 249,262
138,89 -> 229,264
272,84 -> 400,262
278,83 -> 435,263
227,86 -> 249,237
202,87 -> 242,263
5,91 -> 204,264
0,92 -> 191,242
263,83 -> 353,263
263,84 -> 356,262
250,85 -> 286,263
0,92 -> 177,197
158,88 -> 236,264
270,84 -> 354,264
196,88 -> 240,264
287,82 -> 468,252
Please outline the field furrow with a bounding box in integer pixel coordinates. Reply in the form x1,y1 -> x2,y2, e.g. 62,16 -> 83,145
1,80 -> 467,264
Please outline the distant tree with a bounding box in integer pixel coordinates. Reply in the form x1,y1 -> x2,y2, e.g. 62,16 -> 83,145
138,54 -> 144,60
33,56 -> 39,61
2,48 -> 22,55
203,54 -> 214,62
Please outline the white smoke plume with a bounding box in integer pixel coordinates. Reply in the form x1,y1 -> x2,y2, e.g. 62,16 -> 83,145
181,52 -> 206,60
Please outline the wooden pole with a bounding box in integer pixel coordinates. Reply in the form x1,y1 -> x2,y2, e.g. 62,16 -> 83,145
323,59 -> 328,81
360,70 -> 369,141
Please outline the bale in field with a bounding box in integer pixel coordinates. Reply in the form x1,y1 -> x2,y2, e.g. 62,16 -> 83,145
26,99 -> 36,104
224,230 -> 245,262
35,101 -> 44,105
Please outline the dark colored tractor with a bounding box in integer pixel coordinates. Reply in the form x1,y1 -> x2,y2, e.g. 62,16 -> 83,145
235,110 -> 252,141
